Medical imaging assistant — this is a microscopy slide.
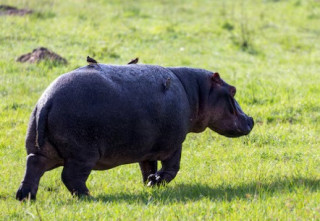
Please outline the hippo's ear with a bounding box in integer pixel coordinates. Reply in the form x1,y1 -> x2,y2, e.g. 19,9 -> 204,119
211,72 -> 222,85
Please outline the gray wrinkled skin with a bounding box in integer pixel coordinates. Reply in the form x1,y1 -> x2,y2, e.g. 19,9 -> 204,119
16,64 -> 254,201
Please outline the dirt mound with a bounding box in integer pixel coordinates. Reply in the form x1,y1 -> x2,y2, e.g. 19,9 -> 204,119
16,47 -> 67,64
0,5 -> 33,16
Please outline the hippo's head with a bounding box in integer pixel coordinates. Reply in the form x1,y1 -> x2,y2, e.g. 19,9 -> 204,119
206,72 -> 254,137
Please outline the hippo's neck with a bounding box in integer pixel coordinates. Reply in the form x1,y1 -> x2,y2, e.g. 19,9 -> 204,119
168,67 -> 211,133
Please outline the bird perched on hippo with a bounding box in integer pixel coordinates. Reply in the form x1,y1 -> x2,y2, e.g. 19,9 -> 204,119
127,57 -> 139,64
16,60 -> 254,201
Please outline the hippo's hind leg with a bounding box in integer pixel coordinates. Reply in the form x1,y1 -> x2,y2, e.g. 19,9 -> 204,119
61,155 -> 98,197
16,153 -> 56,201
139,160 -> 158,184
147,146 -> 181,187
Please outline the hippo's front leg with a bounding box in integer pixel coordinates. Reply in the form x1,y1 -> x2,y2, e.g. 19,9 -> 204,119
139,160 -> 158,184
147,146 -> 181,186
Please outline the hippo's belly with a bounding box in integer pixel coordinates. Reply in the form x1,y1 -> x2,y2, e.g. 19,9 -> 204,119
44,65 -> 190,164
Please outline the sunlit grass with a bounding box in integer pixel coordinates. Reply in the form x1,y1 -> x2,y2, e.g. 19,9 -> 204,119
0,0 -> 320,219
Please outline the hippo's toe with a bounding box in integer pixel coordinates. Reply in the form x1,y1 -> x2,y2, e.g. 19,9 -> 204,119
16,184 -> 36,201
147,174 -> 166,187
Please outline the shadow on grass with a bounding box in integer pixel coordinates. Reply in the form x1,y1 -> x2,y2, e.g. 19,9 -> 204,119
90,177 -> 319,204
0,194 -> 9,200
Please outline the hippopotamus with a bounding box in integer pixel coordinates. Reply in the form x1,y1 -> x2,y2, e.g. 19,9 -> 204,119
16,63 -> 254,201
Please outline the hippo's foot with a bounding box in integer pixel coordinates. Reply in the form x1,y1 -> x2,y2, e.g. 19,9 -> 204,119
16,183 -> 37,201
147,173 -> 166,187
70,189 -> 90,198
146,171 -> 178,187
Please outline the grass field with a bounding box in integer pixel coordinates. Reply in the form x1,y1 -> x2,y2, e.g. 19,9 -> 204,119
1,0 -> 320,219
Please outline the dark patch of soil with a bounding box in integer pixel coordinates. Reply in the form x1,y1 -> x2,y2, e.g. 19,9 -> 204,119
16,47 -> 67,64
0,5 -> 33,16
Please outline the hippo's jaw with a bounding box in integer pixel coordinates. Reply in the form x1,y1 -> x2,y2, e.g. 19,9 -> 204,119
209,113 -> 254,138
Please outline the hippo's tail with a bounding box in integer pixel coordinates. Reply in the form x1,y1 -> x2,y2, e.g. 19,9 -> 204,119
35,103 -> 51,149
25,103 -> 50,154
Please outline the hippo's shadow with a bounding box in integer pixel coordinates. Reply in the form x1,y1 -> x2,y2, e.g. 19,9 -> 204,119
91,177 -> 319,204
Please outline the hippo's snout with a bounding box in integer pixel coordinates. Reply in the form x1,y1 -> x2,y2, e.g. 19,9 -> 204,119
233,115 -> 254,137
244,116 -> 254,135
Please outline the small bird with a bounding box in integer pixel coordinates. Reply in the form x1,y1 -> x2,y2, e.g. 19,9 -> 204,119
163,77 -> 171,91
87,56 -> 98,65
128,57 -> 139,64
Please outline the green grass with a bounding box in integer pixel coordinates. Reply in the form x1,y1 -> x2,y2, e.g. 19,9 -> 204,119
1,0 -> 320,219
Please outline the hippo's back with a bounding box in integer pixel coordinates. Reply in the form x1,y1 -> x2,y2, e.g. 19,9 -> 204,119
38,64 -> 190,163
